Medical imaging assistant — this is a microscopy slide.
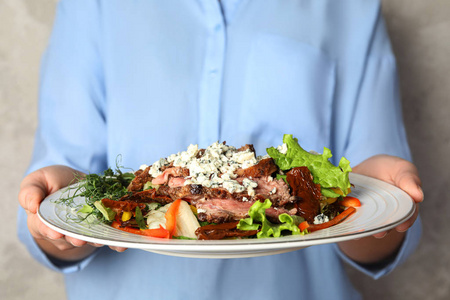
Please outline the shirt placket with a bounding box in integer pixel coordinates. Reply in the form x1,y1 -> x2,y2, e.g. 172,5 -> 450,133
198,1 -> 226,147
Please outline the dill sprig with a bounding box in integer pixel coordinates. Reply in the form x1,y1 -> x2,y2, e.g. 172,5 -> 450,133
56,165 -> 135,223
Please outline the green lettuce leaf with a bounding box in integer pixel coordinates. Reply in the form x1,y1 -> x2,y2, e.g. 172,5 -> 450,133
267,134 -> 352,196
237,199 -> 302,238
321,188 -> 342,198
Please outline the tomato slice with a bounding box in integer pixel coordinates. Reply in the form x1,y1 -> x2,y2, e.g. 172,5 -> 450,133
340,196 -> 361,207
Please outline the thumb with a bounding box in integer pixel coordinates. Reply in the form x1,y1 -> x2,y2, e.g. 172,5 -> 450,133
19,166 -> 83,214
19,171 -> 48,214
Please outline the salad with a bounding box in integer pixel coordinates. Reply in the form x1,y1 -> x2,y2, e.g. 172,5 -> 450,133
60,134 -> 360,240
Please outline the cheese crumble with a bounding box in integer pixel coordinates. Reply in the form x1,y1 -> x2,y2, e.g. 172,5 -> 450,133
149,142 -> 266,194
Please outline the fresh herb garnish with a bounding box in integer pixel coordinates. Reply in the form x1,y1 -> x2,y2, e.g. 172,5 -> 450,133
57,164 -> 135,223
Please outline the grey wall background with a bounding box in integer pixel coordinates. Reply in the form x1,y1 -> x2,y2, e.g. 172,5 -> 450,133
1,0 -> 448,299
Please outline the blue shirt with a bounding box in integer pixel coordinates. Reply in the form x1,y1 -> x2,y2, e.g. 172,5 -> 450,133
18,0 -> 422,299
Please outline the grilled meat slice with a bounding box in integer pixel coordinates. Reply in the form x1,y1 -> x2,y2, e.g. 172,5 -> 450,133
158,184 -> 206,202
235,158 -> 278,178
127,166 -> 153,192
196,198 -> 254,223
152,167 -> 190,185
196,198 -> 298,224
237,175 -> 293,206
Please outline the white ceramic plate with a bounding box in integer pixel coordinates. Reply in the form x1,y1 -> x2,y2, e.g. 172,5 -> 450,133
38,173 -> 415,259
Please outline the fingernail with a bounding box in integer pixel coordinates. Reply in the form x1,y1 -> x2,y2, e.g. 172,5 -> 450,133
375,232 -> 387,239
397,227 -> 409,233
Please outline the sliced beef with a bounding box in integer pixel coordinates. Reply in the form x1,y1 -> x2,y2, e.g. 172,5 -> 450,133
119,189 -> 173,205
196,198 -> 255,223
127,166 -> 153,192
196,197 -> 299,224
158,184 -> 205,202
286,167 -> 322,223
235,158 -> 278,178
152,167 -> 190,185
238,176 -> 293,206
168,177 -> 186,188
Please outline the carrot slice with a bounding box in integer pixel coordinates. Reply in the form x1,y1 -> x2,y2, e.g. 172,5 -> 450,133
164,199 -> 182,238
307,207 -> 357,232
299,221 -> 310,232
340,196 -> 361,207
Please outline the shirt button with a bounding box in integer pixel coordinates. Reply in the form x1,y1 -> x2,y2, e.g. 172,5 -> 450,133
209,69 -> 218,76
214,24 -> 222,31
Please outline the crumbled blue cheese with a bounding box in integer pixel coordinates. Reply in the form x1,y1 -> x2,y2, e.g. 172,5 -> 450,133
149,158 -> 169,177
242,178 -> 258,189
223,180 -> 246,193
313,214 -> 330,225
242,178 -> 258,196
276,143 -> 288,154
149,142 -> 266,194
270,187 -> 277,195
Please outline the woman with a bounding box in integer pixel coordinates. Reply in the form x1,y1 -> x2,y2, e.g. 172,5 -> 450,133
18,0 -> 422,299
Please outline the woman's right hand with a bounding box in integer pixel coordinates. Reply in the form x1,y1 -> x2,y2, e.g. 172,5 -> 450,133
18,165 -> 126,261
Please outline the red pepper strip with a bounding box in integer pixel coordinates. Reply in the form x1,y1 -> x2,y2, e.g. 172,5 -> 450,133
340,196 -> 361,207
302,207 -> 357,232
142,225 -> 170,238
112,221 -> 141,234
111,221 -> 170,238
164,199 -> 182,238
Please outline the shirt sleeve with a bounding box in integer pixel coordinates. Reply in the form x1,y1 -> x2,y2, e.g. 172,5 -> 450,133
332,5 -> 422,278
17,0 -> 106,273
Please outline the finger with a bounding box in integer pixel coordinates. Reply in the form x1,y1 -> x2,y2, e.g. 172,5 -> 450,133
51,237 -> 78,251
394,162 -> 423,203
395,204 -> 420,233
373,230 -> 389,239
65,236 -> 88,247
27,212 -> 64,240
109,246 -> 128,252
88,242 -> 104,248
19,182 -> 47,214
